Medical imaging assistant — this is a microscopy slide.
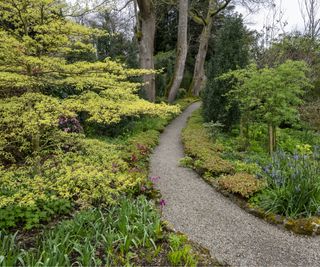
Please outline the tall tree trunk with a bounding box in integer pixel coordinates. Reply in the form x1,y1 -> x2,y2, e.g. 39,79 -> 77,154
136,0 -> 156,102
190,0 -> 231,96
190,19 -> 213,96
168,0 -> 189,104
272,125 -> 276,151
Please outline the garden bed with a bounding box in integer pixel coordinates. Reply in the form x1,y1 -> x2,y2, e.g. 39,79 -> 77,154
181,108 -> 320,236
1,98 -> 221,266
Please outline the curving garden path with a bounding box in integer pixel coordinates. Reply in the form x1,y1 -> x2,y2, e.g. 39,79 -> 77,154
150,102 -> 320,266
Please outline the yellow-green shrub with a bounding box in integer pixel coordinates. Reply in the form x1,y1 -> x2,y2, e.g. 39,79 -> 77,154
182,109 -> 234,175
0,0 -> 179,166
0,138 -> 143,210
0,0 -> 182,230
0,93 -> 77,164
233,161 -> 261,175
218,173 -> 266,198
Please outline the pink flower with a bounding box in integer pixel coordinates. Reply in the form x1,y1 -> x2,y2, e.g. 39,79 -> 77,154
131,154 -> 138,162
141,185 -> 146,192
150,176 -> 160,183
159,199 -> 166,208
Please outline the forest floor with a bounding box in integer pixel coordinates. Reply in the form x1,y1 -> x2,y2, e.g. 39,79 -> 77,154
150,102 -> 320,266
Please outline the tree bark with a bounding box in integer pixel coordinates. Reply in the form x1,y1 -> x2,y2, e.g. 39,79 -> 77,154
190,0 -> 231,96
268,124 -> 277,155
168,0 -> 189,104
190,16 -> 213,96
136,0 -> 156,102
272,125 -> 276,151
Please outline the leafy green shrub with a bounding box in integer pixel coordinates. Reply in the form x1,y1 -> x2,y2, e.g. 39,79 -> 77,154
0,137 -> 148,229
0,199 -> 71,230
154,50 -> 176,97
221,60 -> 312,153
218,173 -> 266,198
278,128 -> 320,153
0,196 -> 163,266
203,14 -> 249,129
0,93 -> 77,164
122,117 -> 168,137
233,161 -> 262,175
167,234 -> 197,267
176,88 -> 187,99
179,156 -> 194,168
278,130 -> 307,153
203,121 -> 224,141
182,109 -> 234,176
300,99 -> 320,131
255,150 -> 320,218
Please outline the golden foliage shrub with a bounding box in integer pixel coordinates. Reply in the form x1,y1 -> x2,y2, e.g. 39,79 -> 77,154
0,138 -> 146,210
218,173 -> 266,198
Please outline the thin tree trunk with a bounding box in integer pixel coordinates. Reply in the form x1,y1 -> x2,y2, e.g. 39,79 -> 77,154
168,0 -> 189,104
268,124 -> 274,154
272,125 -> 276,151
190,14 -> 214,96
190,0 -> 231,96
136,0 -> 156,102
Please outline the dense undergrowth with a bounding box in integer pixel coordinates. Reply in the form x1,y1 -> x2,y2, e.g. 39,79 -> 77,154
182,108 -> 320,235
0,195 -> 215,266
0,99 -> 198,230
1,98 -> 213,266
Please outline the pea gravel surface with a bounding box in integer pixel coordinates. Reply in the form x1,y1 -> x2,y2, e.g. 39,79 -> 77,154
150,102 -> 320,266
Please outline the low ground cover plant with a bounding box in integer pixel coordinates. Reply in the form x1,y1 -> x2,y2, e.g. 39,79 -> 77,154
167,234 -> 198,266
218,173 -> 267,198
182,107 -> 320,233
181,109 -> 234,176
0,196 -> 163,266
0,97 -> 207,265
253,150 -> 320,218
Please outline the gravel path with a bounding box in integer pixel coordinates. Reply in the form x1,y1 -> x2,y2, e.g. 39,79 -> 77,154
150,102 -> 320,267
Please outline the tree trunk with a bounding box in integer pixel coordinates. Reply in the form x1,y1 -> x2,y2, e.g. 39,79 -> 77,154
168,0 -> 189,104
136,0 -> 156,102
268,124 -> 276,154
272,125 -> 276,151
190,16 -> 214,96
190,0 -> 231,96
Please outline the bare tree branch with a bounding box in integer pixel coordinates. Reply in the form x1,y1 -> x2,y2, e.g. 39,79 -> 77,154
210,0 -> 232,17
